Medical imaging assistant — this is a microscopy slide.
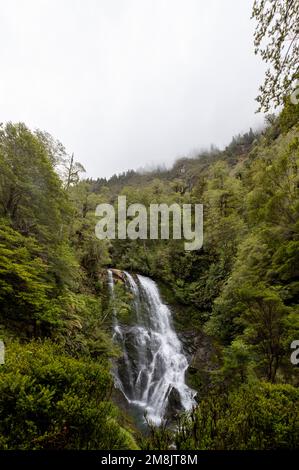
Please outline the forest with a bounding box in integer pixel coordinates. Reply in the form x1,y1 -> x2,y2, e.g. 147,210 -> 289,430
0,97 -> 298,449
0,0 -> 298,451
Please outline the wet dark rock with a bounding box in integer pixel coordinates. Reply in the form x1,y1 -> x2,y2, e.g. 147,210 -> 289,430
164,386 -> 183,419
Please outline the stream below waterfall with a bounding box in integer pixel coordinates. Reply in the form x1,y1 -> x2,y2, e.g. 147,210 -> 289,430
108,270 -> 196,427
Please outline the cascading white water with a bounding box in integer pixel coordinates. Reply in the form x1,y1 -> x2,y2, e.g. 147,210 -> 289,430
108,269 -> 195,425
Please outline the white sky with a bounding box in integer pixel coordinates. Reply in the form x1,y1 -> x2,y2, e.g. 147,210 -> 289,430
0,0 -> 266,177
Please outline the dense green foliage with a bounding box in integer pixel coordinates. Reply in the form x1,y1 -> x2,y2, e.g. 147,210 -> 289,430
252,0 -> 299,111
141,382 -> 299,450
0,340 -> 136,449
0,103 -> 298,450
88,106 -> 299,449
0,123 -> 136,449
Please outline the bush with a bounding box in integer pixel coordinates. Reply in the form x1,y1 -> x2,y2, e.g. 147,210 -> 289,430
0,340 -> 137,449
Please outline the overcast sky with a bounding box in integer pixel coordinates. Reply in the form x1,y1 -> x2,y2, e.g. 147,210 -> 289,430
0,0 -> 266,178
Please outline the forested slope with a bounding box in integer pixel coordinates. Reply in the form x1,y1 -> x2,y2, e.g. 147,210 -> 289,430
0,99 -> 298,449
89,104 -> 299,449
0,123 -> 136,449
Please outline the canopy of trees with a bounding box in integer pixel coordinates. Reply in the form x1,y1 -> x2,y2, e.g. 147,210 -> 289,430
0,102 -> 298,450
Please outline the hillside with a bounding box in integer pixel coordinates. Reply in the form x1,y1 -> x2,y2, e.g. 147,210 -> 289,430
0,100 -> 298,449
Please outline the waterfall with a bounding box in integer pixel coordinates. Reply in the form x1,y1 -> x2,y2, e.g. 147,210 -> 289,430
108,269 -> 195,425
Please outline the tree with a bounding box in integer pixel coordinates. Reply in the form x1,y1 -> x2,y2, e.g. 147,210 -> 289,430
0,220 -> 62,336
0,122 -> 69,242
34,129 -> 67,168
63,153 -> 86,190
252,0 -> 299,111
